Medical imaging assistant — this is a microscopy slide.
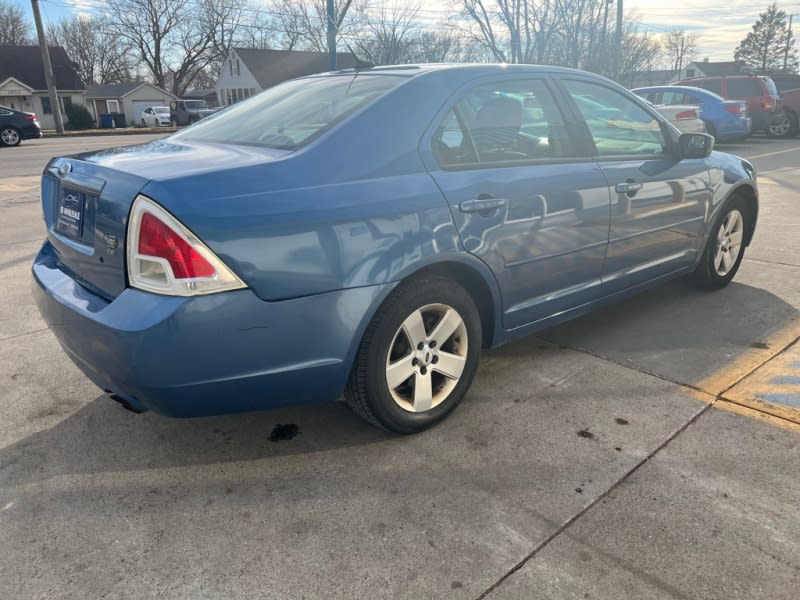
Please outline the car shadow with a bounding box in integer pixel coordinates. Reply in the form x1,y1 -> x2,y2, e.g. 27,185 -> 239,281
536,278 -> 798,385
1,279 -> 795,490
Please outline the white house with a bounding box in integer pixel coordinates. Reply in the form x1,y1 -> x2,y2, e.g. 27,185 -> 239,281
0,45 -> 86,130
215,48 -> 356,107
668,60 -> 745,84
84,82 -> 177,127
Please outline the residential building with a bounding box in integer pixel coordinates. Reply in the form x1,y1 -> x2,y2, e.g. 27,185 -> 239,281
670,60 -> 745,83
85,82 -> 176,126
0,45 -> 85,129
216,48 -> 357,106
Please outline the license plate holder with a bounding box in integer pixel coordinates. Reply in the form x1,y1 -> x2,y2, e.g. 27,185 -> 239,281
55,188 -> 85,239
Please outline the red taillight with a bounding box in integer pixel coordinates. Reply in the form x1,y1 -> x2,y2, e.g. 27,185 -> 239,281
675,109 -> 698,120
24,113 -> 36,121
761,98 -> 776,111
725,104 -> 746,116
138,212 -> 216,278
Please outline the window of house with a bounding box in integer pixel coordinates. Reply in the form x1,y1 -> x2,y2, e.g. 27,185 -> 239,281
41,95 -> 74,114
230,59 -> 240,77
686,69 -> 696,78
107,99 -> 120,113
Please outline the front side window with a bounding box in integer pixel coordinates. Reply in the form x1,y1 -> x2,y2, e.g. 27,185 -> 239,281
177,74 -> 405,149
432,79 -> 572,168
564,79 -> 665,157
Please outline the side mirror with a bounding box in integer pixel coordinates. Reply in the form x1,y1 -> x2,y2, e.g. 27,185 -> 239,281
678,132 -> 714,159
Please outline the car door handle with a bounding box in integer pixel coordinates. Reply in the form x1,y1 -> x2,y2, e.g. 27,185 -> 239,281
459,195 -> 507,214
615,181 -> 643,195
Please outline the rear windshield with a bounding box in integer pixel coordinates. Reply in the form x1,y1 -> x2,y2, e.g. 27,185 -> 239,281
174,74 -> 405,150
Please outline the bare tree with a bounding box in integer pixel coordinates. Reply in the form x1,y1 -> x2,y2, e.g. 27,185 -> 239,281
267,0 -> 364,52
356,3 -> 420,65
47,16 -> 135,85
105,0 -> 246,96
0,0 -> 32,45
663,29 -> 698,74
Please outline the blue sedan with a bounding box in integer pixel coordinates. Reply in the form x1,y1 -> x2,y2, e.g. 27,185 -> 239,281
33,65 -> 758,433
633,85 -> 751,142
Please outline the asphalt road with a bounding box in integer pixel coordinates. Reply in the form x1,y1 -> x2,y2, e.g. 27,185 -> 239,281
1,134 -> 799,599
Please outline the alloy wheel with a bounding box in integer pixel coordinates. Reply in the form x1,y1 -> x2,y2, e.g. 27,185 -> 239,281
385,303 -> 468,413
1,128 -> 20,145
714,209 -> 744,276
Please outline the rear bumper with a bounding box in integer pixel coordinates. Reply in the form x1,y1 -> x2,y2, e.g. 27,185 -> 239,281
32,241 -> 390,417
22,125 -> 42,140
714,116 -> 751,140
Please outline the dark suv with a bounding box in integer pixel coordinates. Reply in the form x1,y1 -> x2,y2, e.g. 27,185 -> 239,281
674,75 -> 788,137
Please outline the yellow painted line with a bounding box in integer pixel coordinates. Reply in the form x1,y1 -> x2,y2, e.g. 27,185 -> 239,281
724,341 -> 800,425
745,147 -> 800,160
685,316 -> 800,432
714,400 -> 800,434
694,315 -> 800,397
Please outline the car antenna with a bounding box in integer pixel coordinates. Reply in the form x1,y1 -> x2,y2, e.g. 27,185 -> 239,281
327,13 -> 374,70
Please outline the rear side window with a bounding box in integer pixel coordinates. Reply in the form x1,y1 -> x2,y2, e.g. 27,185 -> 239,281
176,74 -> 405,149
564,79 -> 665,157
696,80 -> 723,95
432,79 -> 573,168
728,79 -> 764,97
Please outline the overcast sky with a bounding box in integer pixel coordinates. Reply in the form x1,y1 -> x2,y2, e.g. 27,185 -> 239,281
14,0 -> 800,63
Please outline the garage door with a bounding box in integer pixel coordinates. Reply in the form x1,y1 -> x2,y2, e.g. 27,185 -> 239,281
130,100 -> 168,125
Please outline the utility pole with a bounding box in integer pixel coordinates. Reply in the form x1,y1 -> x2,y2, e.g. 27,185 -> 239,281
30,0 -> 64,134
327,0 -> 336,71
615,0 -> 624,80
784,13 -> 794,72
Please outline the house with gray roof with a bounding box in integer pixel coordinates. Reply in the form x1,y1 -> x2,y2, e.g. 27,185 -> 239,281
0,45 -> 86,129
84,82 -> 176,127
669,60 -> 746,83
215,48 -> 357,107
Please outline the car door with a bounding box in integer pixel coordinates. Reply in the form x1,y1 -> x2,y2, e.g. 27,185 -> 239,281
422,77 -> 612,330
559,78 -> 711,291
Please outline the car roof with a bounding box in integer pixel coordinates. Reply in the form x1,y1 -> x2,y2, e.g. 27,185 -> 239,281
309,63 -> 612,86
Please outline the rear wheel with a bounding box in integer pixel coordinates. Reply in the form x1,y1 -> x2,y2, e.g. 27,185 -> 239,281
703,120 -> 717,140
0,126 -> 21,146
141,118 -> 147,127
766,113 -> 794,138
692,195 -> 749,289
345,276 -> 482,434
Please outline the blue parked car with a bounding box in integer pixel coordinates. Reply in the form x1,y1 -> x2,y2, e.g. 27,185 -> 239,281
633,85 -> 751,142
33,65 -> 758,433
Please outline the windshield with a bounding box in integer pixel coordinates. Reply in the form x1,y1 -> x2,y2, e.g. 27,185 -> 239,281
174,74 -> 406,150
154,107 -> 169,114
184,100 -> 208,109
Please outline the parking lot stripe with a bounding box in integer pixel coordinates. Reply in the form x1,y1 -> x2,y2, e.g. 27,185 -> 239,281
693,316 -> 800,397
721,340 -> 800,426
745,147 -> 800,160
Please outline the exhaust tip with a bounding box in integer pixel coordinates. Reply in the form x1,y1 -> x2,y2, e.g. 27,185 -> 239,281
105,390 -> 148,414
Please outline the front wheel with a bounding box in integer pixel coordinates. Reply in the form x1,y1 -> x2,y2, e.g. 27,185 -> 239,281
0,126 -> 21,146
692,196 -> 749,289
345,276 -> 482,434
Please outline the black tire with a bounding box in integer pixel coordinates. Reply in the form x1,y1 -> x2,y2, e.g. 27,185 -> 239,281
0,126 -> 21,147
703,120 -> 717,140
141,118 -> 147,127
345,275 -> 482,434
789,112 -> 799,137
692,195 -> 749,289
765,113 -> 794,138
